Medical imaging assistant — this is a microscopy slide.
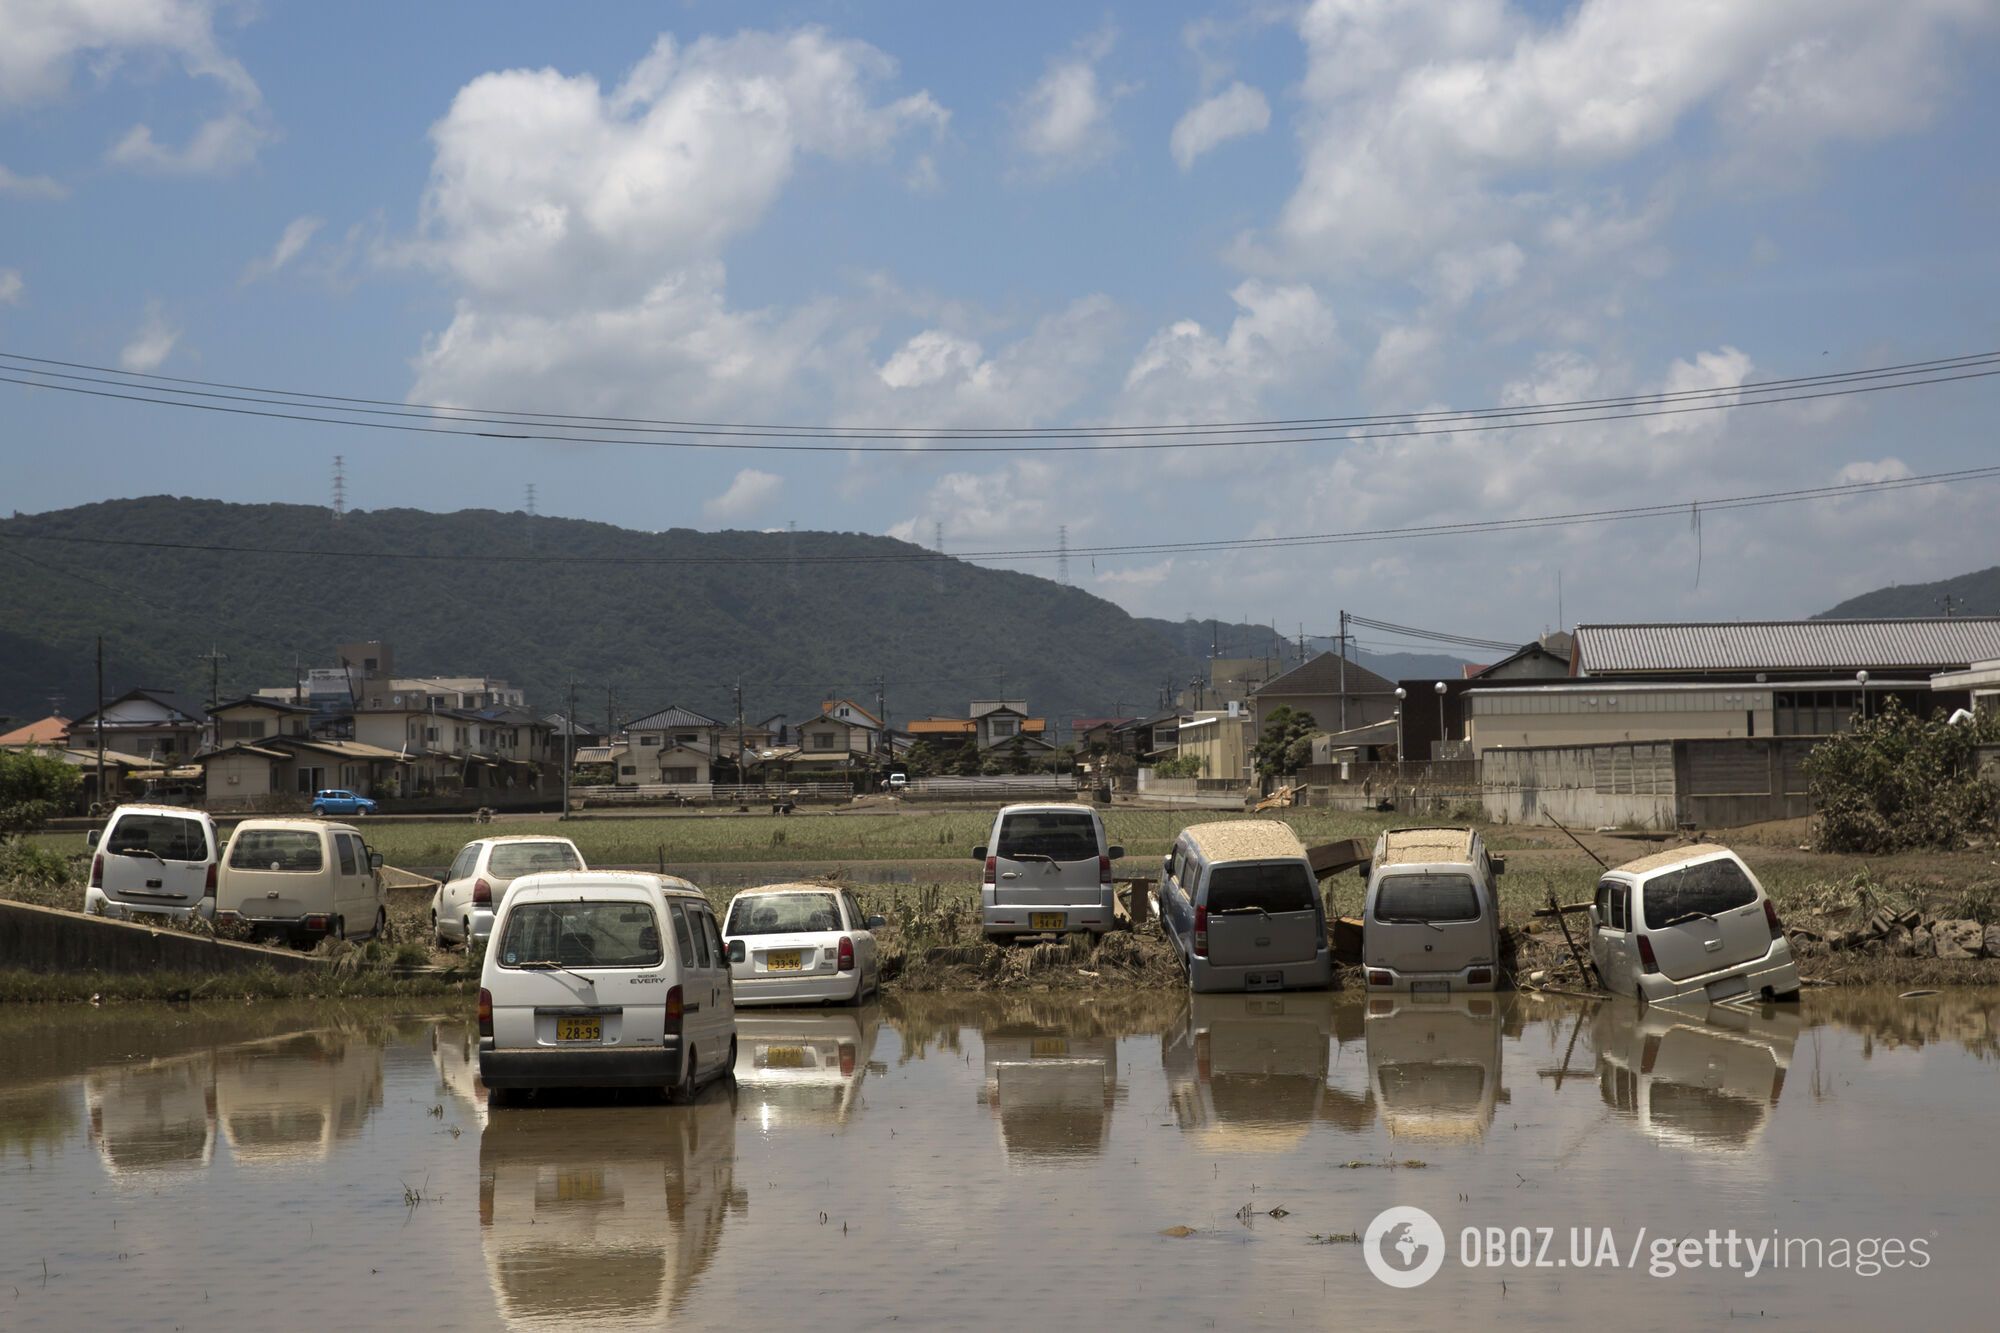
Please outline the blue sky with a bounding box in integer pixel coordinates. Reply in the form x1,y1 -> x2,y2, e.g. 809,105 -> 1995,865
4,0 -> 1999,648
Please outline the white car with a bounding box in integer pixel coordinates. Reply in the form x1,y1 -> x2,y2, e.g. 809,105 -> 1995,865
723,883 -> 883,1006
85,804 -> 219,922
479,872 -> 736,1101
1590,844 -> 1802,1007
431,835 -> 586,947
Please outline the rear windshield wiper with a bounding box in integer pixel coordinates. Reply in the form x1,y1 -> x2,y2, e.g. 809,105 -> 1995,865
1004,851 -> 1060,864
113,847 -> 165,862
1209,905 -> 1271,917
1660,910 -> 1717,927
517,960 -> 595,985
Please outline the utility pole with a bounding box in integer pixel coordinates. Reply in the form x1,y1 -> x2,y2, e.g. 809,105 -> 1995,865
94,636 -> 105,812
734,682 -> 745,790
1338,608 -> 1349,731
874,673 -> 887,764
562,679 -> 577,819
605,685 -> 617,740
199,645 -> 227,714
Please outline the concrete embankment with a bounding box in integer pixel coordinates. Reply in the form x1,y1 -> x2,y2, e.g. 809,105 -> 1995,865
0,900 -> 327,977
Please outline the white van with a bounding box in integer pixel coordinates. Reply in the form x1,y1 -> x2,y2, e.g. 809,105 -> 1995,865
1590,844 -> 1801,1006
479,872 -> 735,1101
1159,820 -> 1333,993
974,803 -> 1123,940
85,804 -> 220,922
1361,827 -> 1504,994
213,818 -> 386,946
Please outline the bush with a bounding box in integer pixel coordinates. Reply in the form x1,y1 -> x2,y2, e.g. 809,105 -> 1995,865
1805,700 -> 2000,853
0,750 -> 82,837
1152,754 -> 1205,779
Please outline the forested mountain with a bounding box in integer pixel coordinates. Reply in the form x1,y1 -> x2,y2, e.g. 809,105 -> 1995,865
1818,565 -> 2000,619
0,498 -> 1467,729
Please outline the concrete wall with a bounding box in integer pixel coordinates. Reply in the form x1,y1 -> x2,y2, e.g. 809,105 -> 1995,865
1468,689 -> 1774,750
0,900 -> 328,976
1480,744 -> 1679,830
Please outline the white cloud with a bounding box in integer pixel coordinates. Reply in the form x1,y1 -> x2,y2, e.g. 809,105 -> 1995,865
119,300 -> 179,372
0,162 -> 66,198
1169,82 -> 1270,169
0,0 -> 273,175
703,468 -> 783,522
886,457 -> 1065,546
859,298 -> 1120,429
1121,280 -> 1339,423
1095,558 -> 1175,588
1016,29 -> 1122,171
239,215 -> 325,285
0,268 -> 22,304
1646,345 -> 1753,435
1427,241 -> 1525,306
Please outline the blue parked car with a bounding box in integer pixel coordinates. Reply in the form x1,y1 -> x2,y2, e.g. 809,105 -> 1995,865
312,789 -> 378,817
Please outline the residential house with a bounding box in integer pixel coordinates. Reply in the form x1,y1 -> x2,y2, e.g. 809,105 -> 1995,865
969,700 -> 1049,751
1175,707 -> 1253,784
796,711 -> 877,761
200,735 -> 413,808
209,697 -> 315,749
1249,653 -> 1399,741
68,689 -> 207,764
0,715 -> 70,748
1071,717 -> 1137,756
619,705 -> 725,785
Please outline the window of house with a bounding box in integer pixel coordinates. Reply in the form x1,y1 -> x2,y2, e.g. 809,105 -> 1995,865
675,733 -> 698,744
990,719 -> 1017,738
662,766 -> 697,783
639,735 -> 659,746
619,765 -> 636,776
811,731 -> 836,750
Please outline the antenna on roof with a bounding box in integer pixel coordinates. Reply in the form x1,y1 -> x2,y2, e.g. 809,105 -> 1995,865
330,454 -> 347,520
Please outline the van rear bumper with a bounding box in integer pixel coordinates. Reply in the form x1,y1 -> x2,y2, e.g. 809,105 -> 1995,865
480,1038 -> 685,1090
1364,964 -> 1500,993
86,888 -> 211,922
981,891 -> 1116,937
1189,951 -> 1333,994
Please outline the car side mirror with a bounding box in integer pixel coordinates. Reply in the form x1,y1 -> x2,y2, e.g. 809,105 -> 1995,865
1587,905 -> 1600,928
865,914 -> 887,930
1106,845 -> 1124,860
972,845 -> 987,861
87,829 -> 101,848
1490,854 -> 1507,876
368,851 -> 383,872
1356,861 -> 1372,879
728,939 -> 746,963
1161,853 -> 1174,875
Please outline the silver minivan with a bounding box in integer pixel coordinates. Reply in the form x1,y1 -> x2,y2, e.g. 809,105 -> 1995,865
974,803 -> 1123,940
1361,827 -> 1503,994
1159,820 -> 1332,993
1590,844 -> 1800,1006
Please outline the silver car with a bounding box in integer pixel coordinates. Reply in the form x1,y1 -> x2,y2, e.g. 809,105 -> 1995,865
974,803 -> 1122,941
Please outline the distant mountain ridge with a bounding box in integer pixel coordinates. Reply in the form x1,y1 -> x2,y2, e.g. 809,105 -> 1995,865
1817,565 -> 2000,619
0,498 -> 1472,729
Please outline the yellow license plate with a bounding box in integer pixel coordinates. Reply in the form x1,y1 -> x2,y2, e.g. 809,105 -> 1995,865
1030,913 -> 1066,931
556,1016 -> 601,1043
766,949 -> 802,972
762,1046 -> 809,1069
1031,1038 -> 1069,1057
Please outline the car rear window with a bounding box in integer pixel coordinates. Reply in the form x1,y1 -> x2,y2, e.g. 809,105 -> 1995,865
487,841 -> 584,878
498,901 -> 663,968
228,829 -> 323,872
1641,858 -> 1758,928
1204,863 -> 1316,914
104,813 -> 208,861
1373,872 -> 1481,923
996,812 -> 1099,861
728,892 -> 842,936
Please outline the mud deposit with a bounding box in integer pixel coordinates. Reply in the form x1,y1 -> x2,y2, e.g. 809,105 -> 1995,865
2,990 -> 1997,1328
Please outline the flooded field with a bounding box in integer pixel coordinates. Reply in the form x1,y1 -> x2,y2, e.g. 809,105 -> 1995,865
2,989 -> 1996,1329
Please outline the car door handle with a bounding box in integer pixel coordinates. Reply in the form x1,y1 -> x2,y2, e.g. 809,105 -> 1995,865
1000,872 -> 1020,880
686,1001 -> 702,1012
1704,938 -> 1724,952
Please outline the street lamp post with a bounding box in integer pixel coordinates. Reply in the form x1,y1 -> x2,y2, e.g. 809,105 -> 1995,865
1393,687 -> 1407,764
1435,681 -> 1449,760
1856,670 -> 1870,725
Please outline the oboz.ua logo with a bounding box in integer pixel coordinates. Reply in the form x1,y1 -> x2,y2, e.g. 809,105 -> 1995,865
1364,1206 -> 1447,1289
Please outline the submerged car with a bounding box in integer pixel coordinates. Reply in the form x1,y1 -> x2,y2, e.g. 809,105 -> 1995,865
431,835 -> 588,947
1360,827 -> 1504,994
1158,820 -> 1333,993
723,883 -> 883,1006
974,802 -> 1123,941
1590,844 -> 1801,1006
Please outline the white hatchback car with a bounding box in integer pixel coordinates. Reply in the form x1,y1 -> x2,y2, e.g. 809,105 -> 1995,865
479,872 -> 736,1101
85,804 -> 220,922
432,835 -> 587,947
1590,844 -> 1802,1007
722,883 -> 883,1006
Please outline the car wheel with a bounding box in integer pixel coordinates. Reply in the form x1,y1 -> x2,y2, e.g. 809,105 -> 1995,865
670,1048 -> 697,1103
725,1037 -> 738,1083
333,916 -> 346,942
463,918 -> 472,947
432,912 -> 447,948
374,908 -> 388,941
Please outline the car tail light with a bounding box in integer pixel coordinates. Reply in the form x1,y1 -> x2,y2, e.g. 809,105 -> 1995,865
839,1042 -> 856,1078
982,855 -> 997,887
1367,970 -> 1394,987
665,985 -> 684,1035
1369,997 -> 1395,1015
91,855 -> 103,888
476,988 -> 493,1038
216,909 -> 239,926
1467,967 -> 1492,986
1636,934 -> 1659,974
1640,1033 -> 1661,1074
837,936 -> 856,972
204,863 -> 217,896
1769,1067 -> 1786,1104
472,878 -> 492,906
306,914 -> 328,932
1192,905 -> 1209,957
1098,854 -> 1112,886
1763,899 -> 1784,940
1195,1031 -> 1211,1082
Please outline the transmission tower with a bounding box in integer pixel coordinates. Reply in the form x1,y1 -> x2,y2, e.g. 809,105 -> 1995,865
788,520 -> 798,591
1057,525 -> 1070,585
933,521 -> 946,595
524,483 -> 537,515
331,455 -> 347,520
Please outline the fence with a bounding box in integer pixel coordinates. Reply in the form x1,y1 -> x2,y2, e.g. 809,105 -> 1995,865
574,782 -> 852,806
905,775 -> 1079,800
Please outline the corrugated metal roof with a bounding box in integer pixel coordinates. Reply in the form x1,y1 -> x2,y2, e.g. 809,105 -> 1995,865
1575,619 -> 2000,675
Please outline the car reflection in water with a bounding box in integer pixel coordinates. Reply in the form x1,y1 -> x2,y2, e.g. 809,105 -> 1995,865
1593,1002 -> 1802,1151
86,1055 -> 216,1177
734,1004 -> 883,1132
980,1015 -> 1120,1162
1365,995 -> 1507,1143
1160,993 -> 1373,1149
432,1016 -> 490,1128
214,1030 -> 385,1166
478,1087 -> 747,1330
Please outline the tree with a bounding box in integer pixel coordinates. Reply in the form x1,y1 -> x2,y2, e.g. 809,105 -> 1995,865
903,740 -> 942,778
0,749 -> 82,838
1252,706 -> 1319,783
1805,699 -> 2000,852
1153,753 -> 1205,778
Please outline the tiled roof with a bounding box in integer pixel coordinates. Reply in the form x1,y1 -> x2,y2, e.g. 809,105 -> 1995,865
1253,652 -> 1396,698
908,718 -> 976,734
1575,619 -> 2000,675
0,715 -> 69,746
624,704 -> 722,731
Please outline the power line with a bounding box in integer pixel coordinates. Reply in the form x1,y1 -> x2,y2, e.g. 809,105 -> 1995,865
1,353 -> 1995,455
1345,613 -> 1519,653
4,345 -> 1995,438
5,461 -> 1997,567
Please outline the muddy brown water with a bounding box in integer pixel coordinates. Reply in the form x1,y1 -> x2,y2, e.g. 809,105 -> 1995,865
2,990 -> 1996,1330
